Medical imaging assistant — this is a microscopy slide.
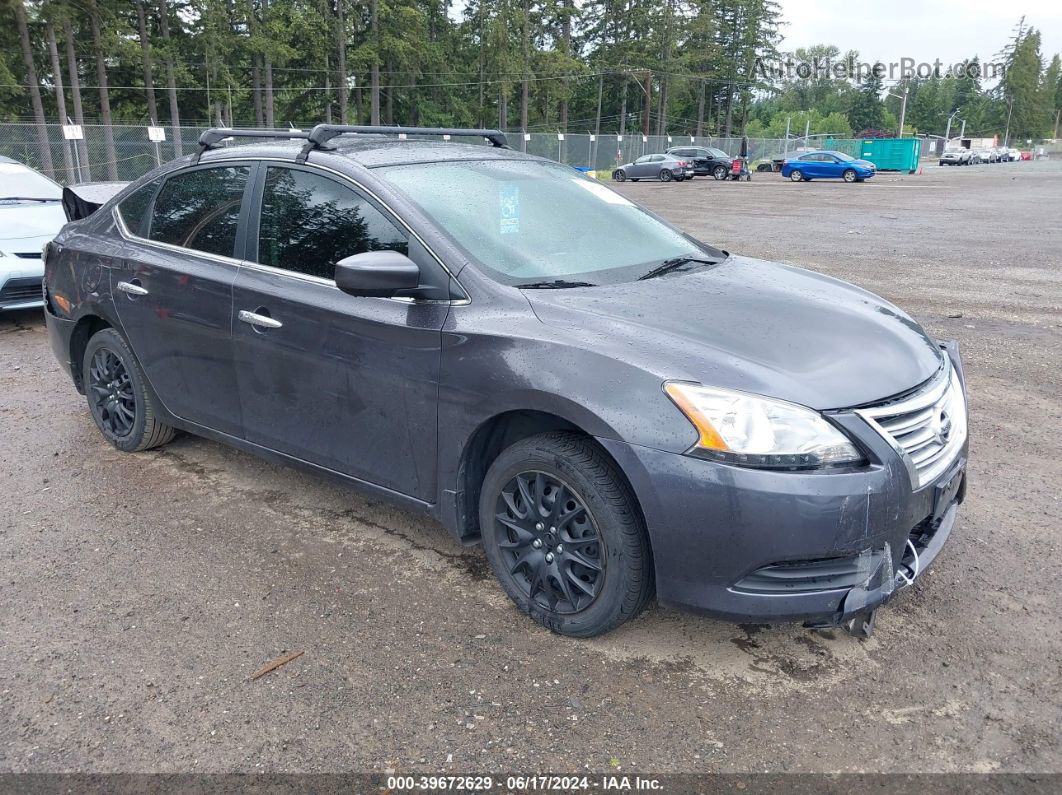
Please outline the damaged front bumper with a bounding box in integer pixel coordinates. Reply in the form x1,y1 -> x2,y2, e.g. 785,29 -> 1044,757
597,344 -> 969,636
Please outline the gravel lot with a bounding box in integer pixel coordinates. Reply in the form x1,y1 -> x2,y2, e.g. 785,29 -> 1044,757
1,160 -> 1060,776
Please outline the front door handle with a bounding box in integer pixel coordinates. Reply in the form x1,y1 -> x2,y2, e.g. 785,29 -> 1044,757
238,309 -> 283,330
116,280 -> 149,296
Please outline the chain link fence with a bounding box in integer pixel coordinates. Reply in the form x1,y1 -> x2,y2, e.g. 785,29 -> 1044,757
2,122 -> 824,185
7,121 -> 1020,185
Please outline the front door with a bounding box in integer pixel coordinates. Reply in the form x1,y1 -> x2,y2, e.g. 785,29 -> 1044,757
111,164 -> 251,437
230,163 -> 447,500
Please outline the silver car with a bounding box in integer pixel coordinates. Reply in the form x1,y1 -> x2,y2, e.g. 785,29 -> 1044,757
613,153 -> 694,183
1,157 -> 66,311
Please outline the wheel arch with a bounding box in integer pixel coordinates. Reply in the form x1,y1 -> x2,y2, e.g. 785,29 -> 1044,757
68,314 -> 114,393
452,409 -> 646,544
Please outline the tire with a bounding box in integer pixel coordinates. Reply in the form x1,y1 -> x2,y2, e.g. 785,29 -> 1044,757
630,178 -> 639,182
659,169 -> 673,182
713,165 -> 727,180
612,169 -> 626,182
939,161 -> 945,166
789,169 -> 803,182
480,432 -> 654,637
843,168 -> 857,183
83,328 -> 175,453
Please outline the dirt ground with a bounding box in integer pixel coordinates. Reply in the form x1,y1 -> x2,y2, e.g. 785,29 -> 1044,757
1,160 -> 1060,776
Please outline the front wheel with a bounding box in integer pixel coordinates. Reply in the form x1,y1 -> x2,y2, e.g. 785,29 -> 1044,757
480,432 -> 653,637
843,168 -> 857,183
83,328 -> 175,452
659,169 -> 673,182
789,169 -> 804,182
612,169 -> 626,182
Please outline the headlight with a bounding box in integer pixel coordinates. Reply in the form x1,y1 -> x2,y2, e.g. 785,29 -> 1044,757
664,382 -> 864,469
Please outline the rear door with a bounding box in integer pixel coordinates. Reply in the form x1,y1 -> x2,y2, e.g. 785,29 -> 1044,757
111,163 -> 251,436
229,163 -> 449,500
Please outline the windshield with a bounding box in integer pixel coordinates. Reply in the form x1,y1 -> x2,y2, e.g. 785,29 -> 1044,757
707,148 -> 729,158
377,159 -> 716,286
0,162 -> 62,201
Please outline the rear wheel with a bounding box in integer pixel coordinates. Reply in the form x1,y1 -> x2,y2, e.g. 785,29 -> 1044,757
83,328 -> 175,452
480,432 -> 653,637
713,165 -> 727,180
789,169 -> 804,182
843,168 -> 857,183
659,169 -> 673,182
612,169 -> 626,182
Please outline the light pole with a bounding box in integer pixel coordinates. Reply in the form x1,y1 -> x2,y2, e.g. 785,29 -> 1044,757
887,83 -> 910,138
943,109 -> 960,149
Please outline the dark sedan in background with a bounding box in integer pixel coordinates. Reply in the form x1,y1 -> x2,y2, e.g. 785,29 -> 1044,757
666,146 -> 733,180
612,153 -> 693,182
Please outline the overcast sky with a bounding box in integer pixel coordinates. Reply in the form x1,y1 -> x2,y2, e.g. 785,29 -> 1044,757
778,0 -> 1062,76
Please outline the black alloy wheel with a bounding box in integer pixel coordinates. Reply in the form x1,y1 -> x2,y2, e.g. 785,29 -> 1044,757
494,471 -> 604,614
88,347 -> 136,439
83,327 -> 175,452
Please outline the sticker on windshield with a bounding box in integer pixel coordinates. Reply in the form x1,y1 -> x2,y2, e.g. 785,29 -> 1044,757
570,177 -> 634,206
499,184 -> 519,234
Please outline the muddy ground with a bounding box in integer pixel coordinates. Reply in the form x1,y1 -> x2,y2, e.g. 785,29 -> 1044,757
1,160 -> 1059,775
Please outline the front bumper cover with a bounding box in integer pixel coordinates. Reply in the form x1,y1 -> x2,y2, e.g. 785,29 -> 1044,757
597,343 -> 968,629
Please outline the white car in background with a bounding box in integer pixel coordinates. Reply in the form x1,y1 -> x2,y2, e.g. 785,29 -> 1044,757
975,149 -> 996,163
939,148 -> 972,166
0,157 -> 66,311
1007,147 -> 1022,161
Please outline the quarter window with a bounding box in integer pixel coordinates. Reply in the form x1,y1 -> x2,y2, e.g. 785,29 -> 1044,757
117,179 -> 160,236
256,166 -> 408,281
149,166 -> 249,257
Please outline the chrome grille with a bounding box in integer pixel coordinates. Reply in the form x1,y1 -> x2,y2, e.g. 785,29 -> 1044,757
857,365 -> 967,488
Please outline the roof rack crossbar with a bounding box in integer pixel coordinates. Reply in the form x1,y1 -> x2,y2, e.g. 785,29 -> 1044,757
197,128 -> 311,148
195,127 -> 311,163
305,124 -> 510,150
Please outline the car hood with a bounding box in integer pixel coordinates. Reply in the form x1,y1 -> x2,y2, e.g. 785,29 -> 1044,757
853,159 -> 876,168
524,256 -> 943,410
0,202 -> 67,241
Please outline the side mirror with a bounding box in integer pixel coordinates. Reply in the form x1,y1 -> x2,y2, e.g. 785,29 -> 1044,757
334,250 -> 420,298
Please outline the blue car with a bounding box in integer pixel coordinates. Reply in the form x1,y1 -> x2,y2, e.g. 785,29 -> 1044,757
782,150 -> 876,182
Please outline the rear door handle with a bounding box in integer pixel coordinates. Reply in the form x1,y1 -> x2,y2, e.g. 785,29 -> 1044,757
238,309 -> 283,330
116,280 -> 149,296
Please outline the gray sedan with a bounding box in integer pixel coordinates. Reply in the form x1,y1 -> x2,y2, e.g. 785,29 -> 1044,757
613,153 -> 693,183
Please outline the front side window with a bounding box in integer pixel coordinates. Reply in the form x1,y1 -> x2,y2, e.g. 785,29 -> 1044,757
378,159 -> 720,286
149,166 -> 249,257
257,166 -> 408,281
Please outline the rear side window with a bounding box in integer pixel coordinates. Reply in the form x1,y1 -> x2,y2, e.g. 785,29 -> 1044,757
116,180 -> 159,236
148,166 -> 249,258
256,166 -> 408,281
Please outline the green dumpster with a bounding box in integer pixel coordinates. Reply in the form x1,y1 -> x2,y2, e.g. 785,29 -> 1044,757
824,138 -> 922,173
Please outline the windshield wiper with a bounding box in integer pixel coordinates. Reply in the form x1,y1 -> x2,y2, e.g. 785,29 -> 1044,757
637,255 -> 718,281
516,279 -> 597,289
0,196 -> 61,203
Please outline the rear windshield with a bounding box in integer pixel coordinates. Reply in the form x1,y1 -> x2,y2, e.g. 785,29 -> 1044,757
377,159 -> 717,286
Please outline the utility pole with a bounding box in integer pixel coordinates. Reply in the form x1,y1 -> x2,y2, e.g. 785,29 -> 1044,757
898,83 -> 909,137
643,70 -> 652,139
1003,99 -> 1014,146
783,116 -> 791,156
959,118 -> 966,139
803,119 -> 810,150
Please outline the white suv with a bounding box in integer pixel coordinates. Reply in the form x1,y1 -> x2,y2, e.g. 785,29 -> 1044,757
0,157 -> 66,311
939,148 -> 972,166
